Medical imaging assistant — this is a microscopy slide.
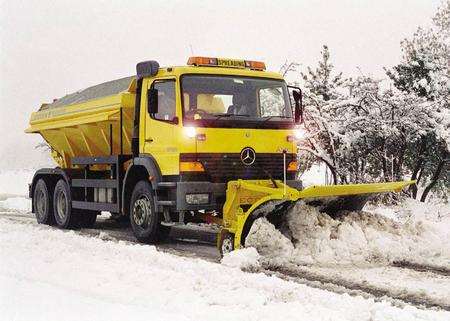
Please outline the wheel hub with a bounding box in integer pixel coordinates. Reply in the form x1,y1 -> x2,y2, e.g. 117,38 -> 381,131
56,191 -> 67,221
133,196 -> 152,227
222,237 -> 234,254
35,189 -> 46,218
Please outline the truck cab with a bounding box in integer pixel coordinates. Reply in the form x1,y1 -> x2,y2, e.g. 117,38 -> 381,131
133,58 -> 302,215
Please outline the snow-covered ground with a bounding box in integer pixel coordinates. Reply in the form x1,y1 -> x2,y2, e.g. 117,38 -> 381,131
1,215 -> 449,321
0,168 -> 36,197
0,169 -> 449,320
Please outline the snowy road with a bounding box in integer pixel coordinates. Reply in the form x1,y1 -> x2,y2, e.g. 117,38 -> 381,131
0,209 -> 220,262
1,199 -> 449,320
265,264 -> 450,310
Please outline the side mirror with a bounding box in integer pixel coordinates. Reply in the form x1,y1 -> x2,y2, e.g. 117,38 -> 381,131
292,89 -> 303,124
147,88 -> 158,114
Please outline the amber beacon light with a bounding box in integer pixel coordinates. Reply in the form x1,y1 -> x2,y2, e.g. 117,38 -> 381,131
187,56 -> 266,70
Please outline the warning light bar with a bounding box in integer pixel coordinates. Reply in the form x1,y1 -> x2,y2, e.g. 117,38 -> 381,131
187,57 -> 266,70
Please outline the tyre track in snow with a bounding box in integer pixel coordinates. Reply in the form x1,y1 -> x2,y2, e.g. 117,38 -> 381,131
262,265 -> 450,311
1,210 -> 448,311
392,260 -> 450,277
0,210 -> 221,263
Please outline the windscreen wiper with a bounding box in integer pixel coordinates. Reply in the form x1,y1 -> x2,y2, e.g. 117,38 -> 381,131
260,115 -> 292,123
212,113 -> 250,120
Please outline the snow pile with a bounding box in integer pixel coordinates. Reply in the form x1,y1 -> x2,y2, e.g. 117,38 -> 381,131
369,197 -> 450,226
245,218 -> 294,267
246,201 -> 450,267
0,197 -> 31,212
221,247 -> 260,270
2,219 -> 447,320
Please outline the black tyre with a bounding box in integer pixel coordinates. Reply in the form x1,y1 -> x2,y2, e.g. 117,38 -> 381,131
33,179 -> 54,225
53,179 -> 79,229
130,180 -> 161,243
218,230 -> 235,257
78,211 -> 98,228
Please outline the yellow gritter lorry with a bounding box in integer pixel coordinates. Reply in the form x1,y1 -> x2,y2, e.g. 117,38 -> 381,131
26,57 -> 414,254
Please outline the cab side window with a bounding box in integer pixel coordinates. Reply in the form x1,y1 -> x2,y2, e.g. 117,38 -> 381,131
153,80 -> 176,121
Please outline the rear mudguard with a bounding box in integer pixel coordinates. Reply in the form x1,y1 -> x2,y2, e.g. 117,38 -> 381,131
220,180 -> 415,250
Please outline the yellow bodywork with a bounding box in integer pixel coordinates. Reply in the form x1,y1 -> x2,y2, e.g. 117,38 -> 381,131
26,87 -> 136,168
26,66 -> 296,171
221,179 -> 416,250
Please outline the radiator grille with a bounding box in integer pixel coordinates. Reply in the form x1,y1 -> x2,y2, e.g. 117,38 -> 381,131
180,153 -> 296,182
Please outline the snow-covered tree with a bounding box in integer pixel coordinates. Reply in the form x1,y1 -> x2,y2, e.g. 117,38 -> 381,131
386,0 -> 449,201
282,3 -> 448,201
282,46 -> 349,184
301,45 -> 346,101
299,71 -> 434,186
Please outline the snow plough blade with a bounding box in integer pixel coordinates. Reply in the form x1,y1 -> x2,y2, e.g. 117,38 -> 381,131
217,179 -> 415,254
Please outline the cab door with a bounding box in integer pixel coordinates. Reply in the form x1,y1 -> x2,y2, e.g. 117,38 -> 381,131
143,78 -> 179,175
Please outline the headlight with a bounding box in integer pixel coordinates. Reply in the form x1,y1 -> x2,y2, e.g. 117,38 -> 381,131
294,128 -> 305,140
184,127 -> 197,138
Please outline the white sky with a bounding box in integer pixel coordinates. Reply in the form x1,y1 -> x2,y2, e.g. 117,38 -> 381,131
0,0 -> 441,169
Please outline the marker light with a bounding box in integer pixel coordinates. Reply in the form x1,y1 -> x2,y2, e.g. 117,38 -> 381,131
196,133 -> 206,141
244,60 -> 266,70
184,127 -> 197,138
287,161 -> 298,172
187,56 -> 218,66
179,162 -> 205,172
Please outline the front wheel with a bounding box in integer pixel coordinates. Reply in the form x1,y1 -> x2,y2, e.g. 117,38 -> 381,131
130,180 -> 161,243
218,230 -> 235,257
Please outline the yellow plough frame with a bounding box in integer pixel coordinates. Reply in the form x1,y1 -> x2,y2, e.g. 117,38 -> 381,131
218,179 -> 415,253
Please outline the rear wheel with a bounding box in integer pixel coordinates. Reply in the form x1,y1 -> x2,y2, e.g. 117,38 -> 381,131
53,179 -> 79,229
33,179 -> 54,225
130,180 -> 161,243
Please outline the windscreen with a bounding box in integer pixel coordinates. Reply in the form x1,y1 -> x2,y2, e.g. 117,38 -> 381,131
181,75 -> 293,127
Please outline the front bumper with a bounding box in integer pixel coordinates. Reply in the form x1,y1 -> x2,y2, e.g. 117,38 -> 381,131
174,180 -> 302,211
176,181 -> 226,211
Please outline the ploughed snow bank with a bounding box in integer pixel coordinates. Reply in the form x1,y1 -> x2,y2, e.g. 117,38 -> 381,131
246,200 -> 450,267
0,169 -> 35,197
1,218 -> 448,321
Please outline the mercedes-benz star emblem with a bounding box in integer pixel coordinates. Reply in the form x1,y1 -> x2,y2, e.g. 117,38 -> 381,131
240,147 -> 256,166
